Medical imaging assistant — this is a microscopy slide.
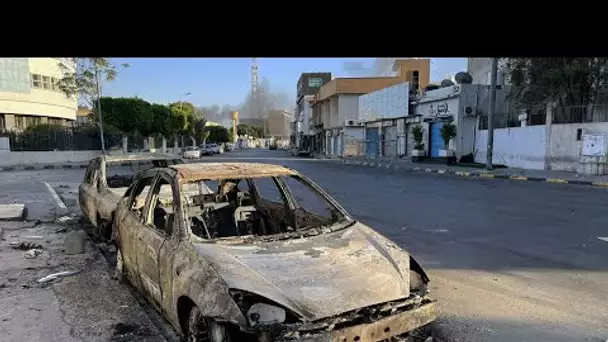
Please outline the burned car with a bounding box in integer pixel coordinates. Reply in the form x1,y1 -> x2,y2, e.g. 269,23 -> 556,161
79,153 -> 183,241
113,162 -> 436,341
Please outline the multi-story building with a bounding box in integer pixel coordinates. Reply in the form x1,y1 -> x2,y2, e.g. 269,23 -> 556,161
266,109 -> 292,138
295,73 -> 332,149
310,59 -> 430,156
0,58 -> 78,132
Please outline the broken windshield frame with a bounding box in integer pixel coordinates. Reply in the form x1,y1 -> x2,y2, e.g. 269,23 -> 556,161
181,174 -> 353,242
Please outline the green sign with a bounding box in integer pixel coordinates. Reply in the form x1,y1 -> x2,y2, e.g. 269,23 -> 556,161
308,77 -> 323,87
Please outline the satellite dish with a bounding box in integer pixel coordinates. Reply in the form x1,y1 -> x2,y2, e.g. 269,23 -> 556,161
455,72 -> 473,84
440,79 -> 455,87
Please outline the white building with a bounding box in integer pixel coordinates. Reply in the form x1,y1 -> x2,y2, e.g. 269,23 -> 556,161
0,58 -> 78,131
410,84 -> 512,160
359,82 -> 410,158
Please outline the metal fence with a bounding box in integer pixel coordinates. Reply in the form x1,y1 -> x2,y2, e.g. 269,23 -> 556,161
0,125 -> 118,151
341,138 -> 404,160
0,125 -> 172,152
552,104 -> 608,124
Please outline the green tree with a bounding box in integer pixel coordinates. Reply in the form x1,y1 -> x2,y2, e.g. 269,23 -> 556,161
169,101 -> 197,145
237,124 -> 264,138
56,58 -> 129,107
206,126 -> 230,143
503,58 -> 608,109
91,97 -> 152,136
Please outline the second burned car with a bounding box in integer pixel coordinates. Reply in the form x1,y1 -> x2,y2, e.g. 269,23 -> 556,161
112,162 -> 436,341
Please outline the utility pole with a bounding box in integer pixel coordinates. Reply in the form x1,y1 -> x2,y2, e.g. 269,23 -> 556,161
486,58 -> 498,170
94,65 -> 106,154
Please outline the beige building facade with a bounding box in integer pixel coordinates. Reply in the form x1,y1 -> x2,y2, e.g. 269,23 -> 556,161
0,58 -> 78,132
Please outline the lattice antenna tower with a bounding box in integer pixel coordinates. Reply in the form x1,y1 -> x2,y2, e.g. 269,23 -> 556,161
251,57 -> 260,119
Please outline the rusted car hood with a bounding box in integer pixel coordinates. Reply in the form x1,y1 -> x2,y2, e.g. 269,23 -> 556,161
193,222 -> 411,321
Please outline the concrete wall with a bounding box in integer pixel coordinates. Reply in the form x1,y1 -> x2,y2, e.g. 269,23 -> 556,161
475,126 -> 546,170
338,95 -> 359,124
0,58 -> 78,124
0,150 -> 101,167
548,123 -> 608,172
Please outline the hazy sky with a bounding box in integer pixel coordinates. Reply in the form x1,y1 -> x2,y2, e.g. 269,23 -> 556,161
103,58 -> 467,108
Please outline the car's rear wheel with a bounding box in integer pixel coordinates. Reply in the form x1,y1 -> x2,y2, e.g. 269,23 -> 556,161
186,306 -> 231,342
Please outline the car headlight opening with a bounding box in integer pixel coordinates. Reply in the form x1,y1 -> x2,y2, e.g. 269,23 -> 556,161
246,303 -> 286,326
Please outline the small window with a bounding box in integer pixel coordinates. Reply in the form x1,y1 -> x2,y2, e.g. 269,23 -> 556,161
253,177 -> 284,204
146,177 -> 176,236
129,176 -> 155,218
42,76 -> 51,90
51,78 -> 60,91
31,74 -> 41,88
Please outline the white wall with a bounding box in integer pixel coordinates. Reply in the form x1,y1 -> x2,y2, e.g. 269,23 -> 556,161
358,83 -> 409,122
329,97 -> 339,128
548,123 -> 608,172
338,95 -> 359,124
475,126 -> 546,170
0,58 -> 77,121
0,150 -> 101,167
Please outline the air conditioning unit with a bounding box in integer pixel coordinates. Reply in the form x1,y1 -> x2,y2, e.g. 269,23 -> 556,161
344,119 -> 363,127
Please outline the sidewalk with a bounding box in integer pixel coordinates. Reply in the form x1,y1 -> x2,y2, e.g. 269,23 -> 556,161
0,219 -> 171,342
328,155 -> 608,188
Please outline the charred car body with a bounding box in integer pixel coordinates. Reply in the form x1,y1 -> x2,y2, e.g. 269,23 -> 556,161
113,162 -> 436,341
79,153 -> 183,241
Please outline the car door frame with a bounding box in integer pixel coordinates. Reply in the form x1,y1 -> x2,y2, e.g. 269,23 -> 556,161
136,170 -> 177,310
79,158 -> 101,224
117,169 -> 159,290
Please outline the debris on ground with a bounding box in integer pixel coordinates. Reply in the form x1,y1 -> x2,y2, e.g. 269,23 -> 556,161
37,270 -> 81,284
64,230 -> 86,255
111,322 -> 154,342
24,248 -> 43,259
56,214 -> 79,224
10,241 -> 43,251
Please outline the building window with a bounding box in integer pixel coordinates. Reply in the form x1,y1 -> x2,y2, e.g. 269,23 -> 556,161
51,77 -> 60,91
42,76 -> 51,90
31,74 -> 41,88
412,70 -> 420,91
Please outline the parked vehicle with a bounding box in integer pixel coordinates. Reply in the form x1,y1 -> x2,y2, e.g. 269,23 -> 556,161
206,143 -> 220,154
112,162 -> 436,341
183,146 -> 201,159
78,153 -> 183,241
225,143 -> 235,152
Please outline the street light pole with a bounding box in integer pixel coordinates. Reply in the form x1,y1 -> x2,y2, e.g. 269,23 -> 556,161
94,65 -> 106,154
486,58 -> 498,170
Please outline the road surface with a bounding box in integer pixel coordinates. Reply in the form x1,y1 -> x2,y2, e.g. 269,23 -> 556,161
2,148 -> 607,341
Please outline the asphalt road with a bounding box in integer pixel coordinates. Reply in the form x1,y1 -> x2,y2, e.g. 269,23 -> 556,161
2,149 -> 608,341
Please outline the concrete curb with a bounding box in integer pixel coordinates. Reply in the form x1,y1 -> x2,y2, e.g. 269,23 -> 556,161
0,160 -> 161,173
0,164 -> 89,172
340,159 -> 608,188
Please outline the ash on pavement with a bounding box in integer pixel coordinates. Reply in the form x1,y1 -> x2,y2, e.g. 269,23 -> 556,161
0,219 -> 176,342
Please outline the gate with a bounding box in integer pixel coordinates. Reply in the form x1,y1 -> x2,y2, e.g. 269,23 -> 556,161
365,127 -> 379,158
429,122 -> 445,158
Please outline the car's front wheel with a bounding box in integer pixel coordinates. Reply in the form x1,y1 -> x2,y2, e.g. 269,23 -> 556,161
186,306 -> 231,342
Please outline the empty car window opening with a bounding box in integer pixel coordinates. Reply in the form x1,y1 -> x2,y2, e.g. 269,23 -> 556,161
183,175 -> 348,241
